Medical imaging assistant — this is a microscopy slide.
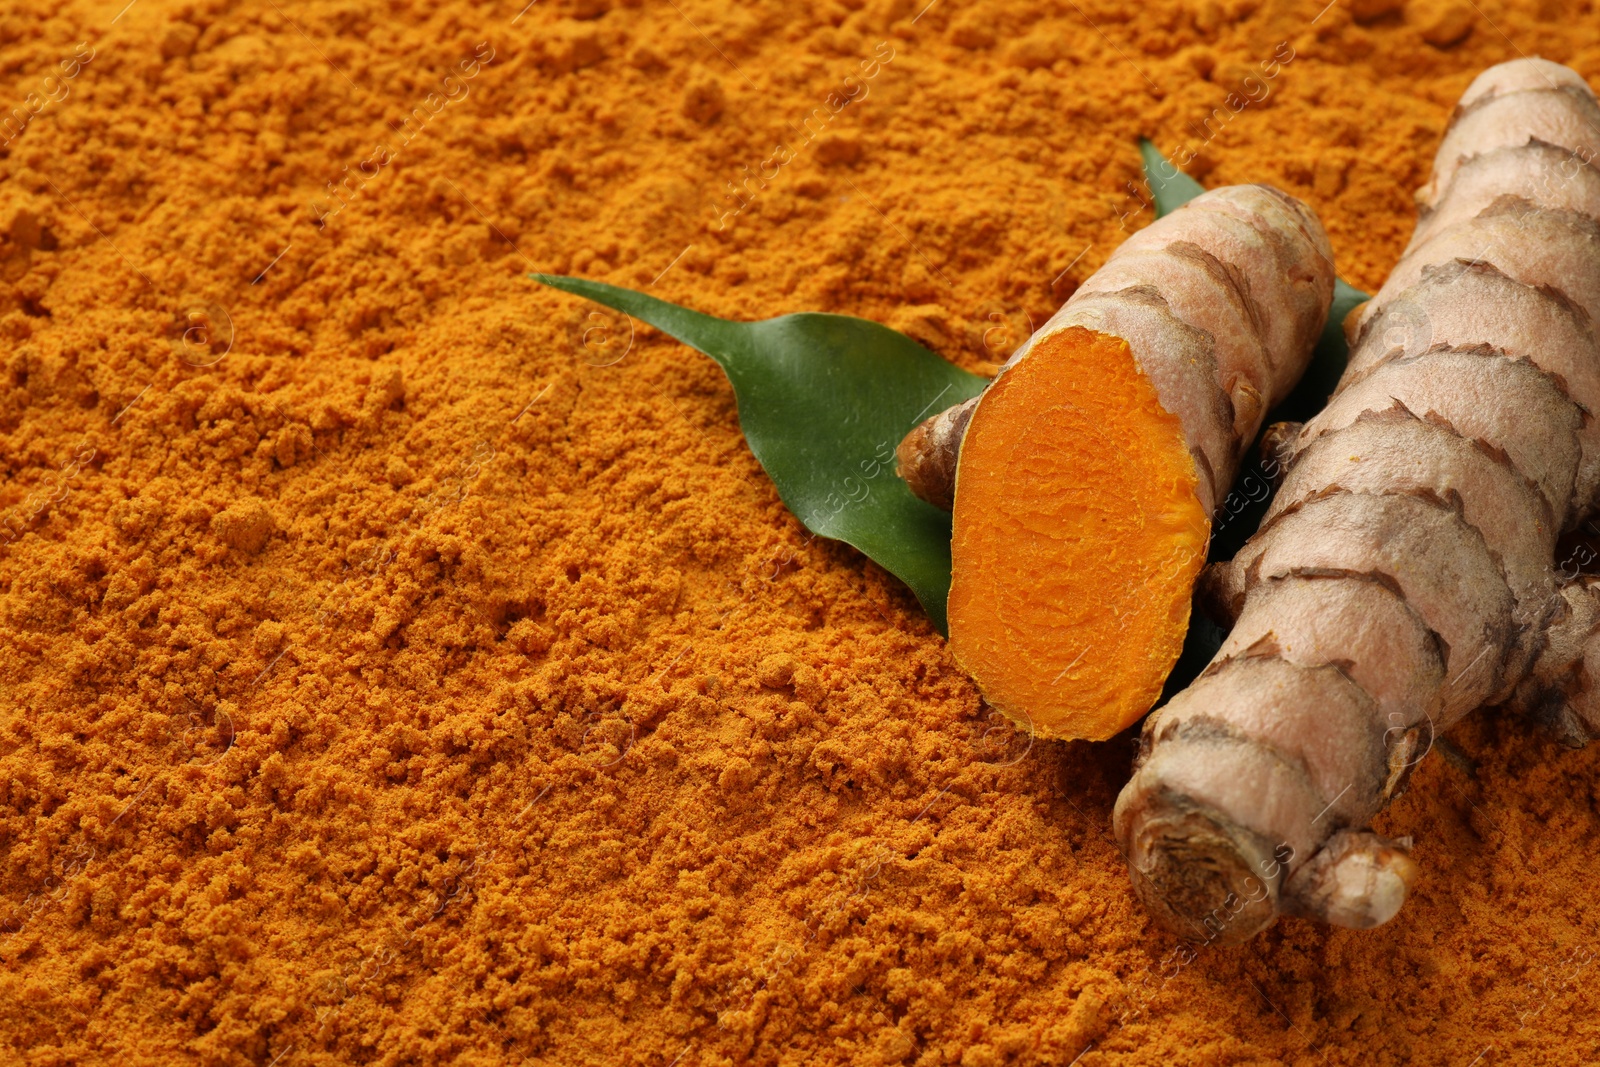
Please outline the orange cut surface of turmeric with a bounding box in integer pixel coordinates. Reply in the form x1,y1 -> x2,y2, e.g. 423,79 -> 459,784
948,326 -> 1208,741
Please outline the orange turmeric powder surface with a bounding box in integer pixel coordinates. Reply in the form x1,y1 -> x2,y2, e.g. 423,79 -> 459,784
950,328 -> 1207,742
3,0 -> 1600,1064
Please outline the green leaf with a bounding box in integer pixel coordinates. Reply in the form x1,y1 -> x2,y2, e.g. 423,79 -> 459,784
536,148 -> 1371,650
532,274 -> 988,633
1140,138 -> 1206,217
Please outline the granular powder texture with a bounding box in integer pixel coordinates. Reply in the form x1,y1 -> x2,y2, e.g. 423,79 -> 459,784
2,0 -> 1600,1064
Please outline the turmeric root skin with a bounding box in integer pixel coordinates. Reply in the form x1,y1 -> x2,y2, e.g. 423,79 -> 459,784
1118,58 -> 1600,940
896,397 -> 977,512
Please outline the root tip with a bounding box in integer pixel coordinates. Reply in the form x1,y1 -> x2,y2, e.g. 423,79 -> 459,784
1282,829 -> 1418,930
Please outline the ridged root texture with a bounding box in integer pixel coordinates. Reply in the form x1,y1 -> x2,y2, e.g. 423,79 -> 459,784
1117,57 -> 1600,940
948,326 -> 1208,741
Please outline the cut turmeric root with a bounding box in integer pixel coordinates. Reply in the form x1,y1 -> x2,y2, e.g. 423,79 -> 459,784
948,328 -> 1208,740
908,184 -> 1336,741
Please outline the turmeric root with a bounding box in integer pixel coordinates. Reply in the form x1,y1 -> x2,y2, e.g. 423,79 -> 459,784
1508,567 -> 1600,744
896,396 -> 978,512
900,185 -> 1334,741
1115,57 -> 1600,943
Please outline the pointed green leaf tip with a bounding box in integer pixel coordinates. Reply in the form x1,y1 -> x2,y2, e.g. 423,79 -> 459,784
1140,138 -> 1206,218
530,273 -> 987,633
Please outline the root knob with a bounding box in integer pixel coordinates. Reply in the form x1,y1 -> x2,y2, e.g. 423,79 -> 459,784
1118,792 -> 1281,945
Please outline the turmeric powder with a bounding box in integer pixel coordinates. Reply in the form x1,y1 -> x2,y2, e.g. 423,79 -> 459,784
5,0 -> 1600,1064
